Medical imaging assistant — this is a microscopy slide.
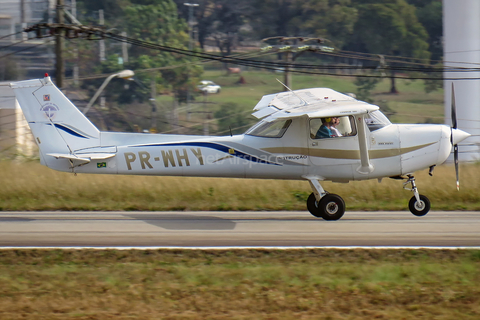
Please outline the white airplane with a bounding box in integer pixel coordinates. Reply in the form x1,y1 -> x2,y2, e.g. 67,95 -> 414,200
10,74 -> 471,221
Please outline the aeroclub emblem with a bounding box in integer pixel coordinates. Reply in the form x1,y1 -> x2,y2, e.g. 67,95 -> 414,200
40,103 -> 59,119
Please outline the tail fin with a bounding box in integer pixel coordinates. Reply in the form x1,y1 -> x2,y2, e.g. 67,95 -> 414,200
10,75 -> 101,170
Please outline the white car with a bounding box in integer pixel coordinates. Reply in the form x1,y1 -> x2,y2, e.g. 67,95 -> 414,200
197,80 -> 221,94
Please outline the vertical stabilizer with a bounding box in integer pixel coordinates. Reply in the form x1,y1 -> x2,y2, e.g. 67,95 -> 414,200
10,75 -> 100,170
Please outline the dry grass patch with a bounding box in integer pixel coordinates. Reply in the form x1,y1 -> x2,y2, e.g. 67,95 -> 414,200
1,160 -> 479,211
0,249 -> 479,319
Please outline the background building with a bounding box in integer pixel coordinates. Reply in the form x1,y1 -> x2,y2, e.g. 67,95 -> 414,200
0,83 -> 36,158
443,0 -> 480,161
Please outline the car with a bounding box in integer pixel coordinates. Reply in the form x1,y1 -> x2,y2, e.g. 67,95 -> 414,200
197,80 -> 221,94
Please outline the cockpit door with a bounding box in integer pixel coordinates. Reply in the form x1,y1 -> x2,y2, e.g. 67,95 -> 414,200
307,116 -> 359,180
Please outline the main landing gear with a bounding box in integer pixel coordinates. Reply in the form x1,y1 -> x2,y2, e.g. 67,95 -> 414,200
306,175 -> 431,221
306,179 -> 345,221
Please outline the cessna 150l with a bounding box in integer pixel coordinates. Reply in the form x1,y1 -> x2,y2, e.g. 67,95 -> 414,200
10,75 -> 470,221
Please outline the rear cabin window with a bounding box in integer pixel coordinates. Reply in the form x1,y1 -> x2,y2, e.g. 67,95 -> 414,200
246,119 -> 292,138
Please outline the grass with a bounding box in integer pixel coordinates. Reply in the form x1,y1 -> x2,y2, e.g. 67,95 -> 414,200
0,249 -> 479,319
1,160 -> 479,211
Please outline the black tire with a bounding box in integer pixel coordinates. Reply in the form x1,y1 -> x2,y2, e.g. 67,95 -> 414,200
216,88 -> 221,93
307,193 -> 345,220
408,195 -> 430,216
318,194 -> 345,221
307,193 -> 323,218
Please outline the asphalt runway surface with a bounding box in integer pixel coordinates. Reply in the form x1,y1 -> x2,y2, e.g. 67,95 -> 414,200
0,211 -> 479,248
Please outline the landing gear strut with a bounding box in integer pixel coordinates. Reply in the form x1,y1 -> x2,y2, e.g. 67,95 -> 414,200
404,174 -> 430,216
306,179 -> 345,221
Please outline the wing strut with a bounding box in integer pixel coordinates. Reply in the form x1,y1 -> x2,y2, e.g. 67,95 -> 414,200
356,114 -> 374,174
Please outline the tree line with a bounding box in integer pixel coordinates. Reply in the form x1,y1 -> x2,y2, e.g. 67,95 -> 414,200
63,0 -> 441,132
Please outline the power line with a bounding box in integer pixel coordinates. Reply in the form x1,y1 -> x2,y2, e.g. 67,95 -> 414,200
102,33 -> 480,80
0,38 -> 32,51
0,31 -> 24,40
0,38 -> 54,60
17,23 -> 480,81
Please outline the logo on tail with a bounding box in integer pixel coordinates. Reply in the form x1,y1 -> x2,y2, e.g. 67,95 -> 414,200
40,103 -> 59,120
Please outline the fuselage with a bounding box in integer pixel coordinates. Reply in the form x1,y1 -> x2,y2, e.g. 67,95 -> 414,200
67,116 -> 454,182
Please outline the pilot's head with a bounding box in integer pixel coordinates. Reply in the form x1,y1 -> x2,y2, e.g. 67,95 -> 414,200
322,117 -> 339,125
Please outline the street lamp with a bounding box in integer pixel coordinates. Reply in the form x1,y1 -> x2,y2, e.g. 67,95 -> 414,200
184,3 -> 199,51
83,69 -> 135,115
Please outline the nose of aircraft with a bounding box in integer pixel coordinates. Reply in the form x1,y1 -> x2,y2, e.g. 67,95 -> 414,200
451,128 -> 471,146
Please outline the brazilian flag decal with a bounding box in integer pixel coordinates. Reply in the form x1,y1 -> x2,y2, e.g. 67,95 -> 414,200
97,162 -> 107,168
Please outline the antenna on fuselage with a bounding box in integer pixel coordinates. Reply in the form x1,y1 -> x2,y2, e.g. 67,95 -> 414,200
275,78 -> 308,106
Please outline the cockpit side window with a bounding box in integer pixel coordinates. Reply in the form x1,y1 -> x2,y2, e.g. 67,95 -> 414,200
365,110 -> 392,131
310,116 -> 357,139
245,119 -> 292,138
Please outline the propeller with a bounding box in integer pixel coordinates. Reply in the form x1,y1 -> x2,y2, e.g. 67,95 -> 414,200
450,83 -> 459,190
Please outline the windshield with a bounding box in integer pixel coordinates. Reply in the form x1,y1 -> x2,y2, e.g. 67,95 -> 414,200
245,119 -> 292,138
365,110 -> 391,131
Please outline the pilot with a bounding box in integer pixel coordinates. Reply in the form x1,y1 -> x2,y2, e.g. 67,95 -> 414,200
315,117 -> 342,139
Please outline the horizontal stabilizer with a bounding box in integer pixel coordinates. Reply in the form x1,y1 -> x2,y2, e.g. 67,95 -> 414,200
47,153 -> 116,164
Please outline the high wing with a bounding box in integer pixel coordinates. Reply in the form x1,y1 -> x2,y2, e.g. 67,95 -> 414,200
252,88 -> 379,121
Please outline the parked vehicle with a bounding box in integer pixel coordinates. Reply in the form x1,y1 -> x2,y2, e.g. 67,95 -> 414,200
197,80 -> 221,94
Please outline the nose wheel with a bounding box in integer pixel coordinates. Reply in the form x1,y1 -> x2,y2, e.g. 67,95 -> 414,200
404,175 -> 431,216
408,194 -> 430,216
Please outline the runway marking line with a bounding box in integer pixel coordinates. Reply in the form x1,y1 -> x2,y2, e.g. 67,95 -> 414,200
0,246 -> 479,250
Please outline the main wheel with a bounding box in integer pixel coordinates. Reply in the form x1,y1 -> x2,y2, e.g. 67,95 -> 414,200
307,193 -> 323,218
408,195 -> 430,216
319,194 -> 345,221
307,193 -> 345,221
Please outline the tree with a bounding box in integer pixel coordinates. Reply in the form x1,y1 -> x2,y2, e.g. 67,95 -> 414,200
349,0 -> 430,93
174,0 -> 215,50
123,2 -> 202,101
247,0 -> 303,39
210,1 -> 249,58
295,0 -> 358,49
354,76 -> 381,103
214,103 -> 255,135
174,0 -> 250,62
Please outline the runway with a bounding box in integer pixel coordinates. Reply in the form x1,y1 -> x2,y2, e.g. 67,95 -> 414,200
0,211 -> 479,248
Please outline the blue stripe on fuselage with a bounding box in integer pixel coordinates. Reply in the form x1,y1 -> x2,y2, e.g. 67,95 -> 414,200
131,142 -> 280,165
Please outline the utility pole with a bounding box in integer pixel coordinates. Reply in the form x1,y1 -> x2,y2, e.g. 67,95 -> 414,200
55,0 -> 65,88
99,9 -> 105,61
21,0 -> 27,41
121,31 -> 128,63
98,9 -> 106,109
203,93 -> 209,136
183,3 -> 198,120
72,0 -> 79,87
150,74 -> 158,133
284,50 -> 292,90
